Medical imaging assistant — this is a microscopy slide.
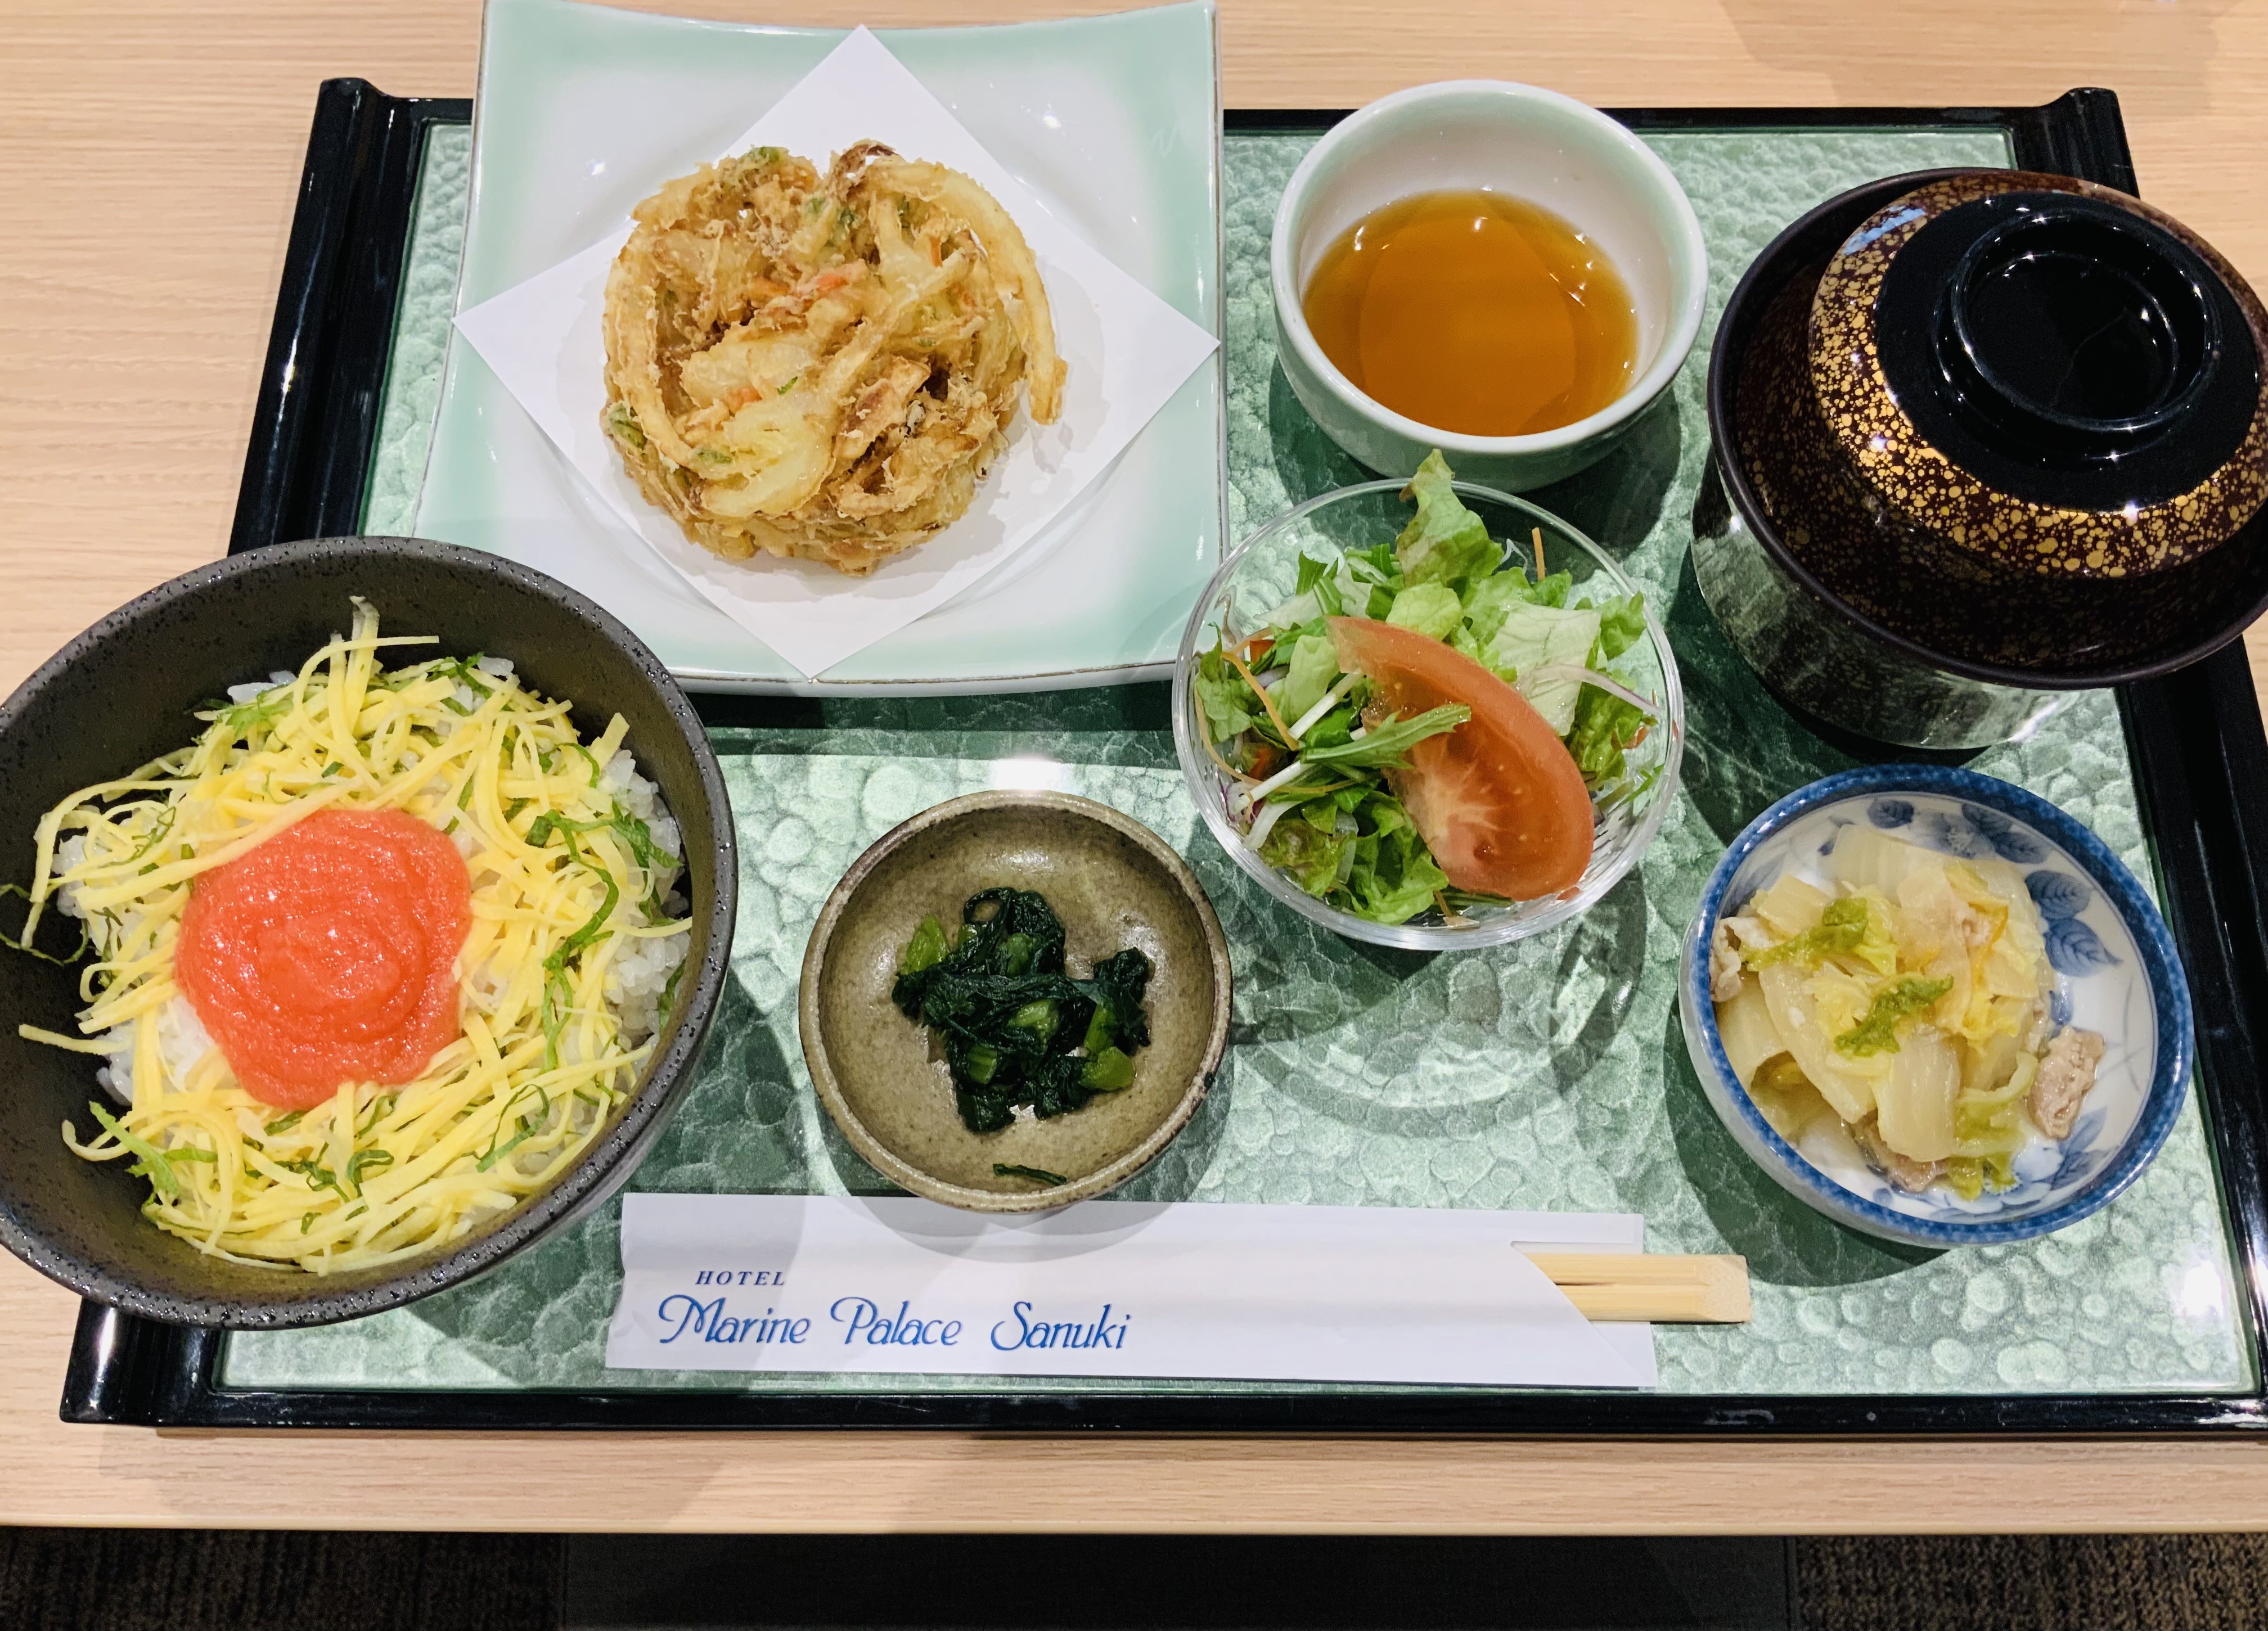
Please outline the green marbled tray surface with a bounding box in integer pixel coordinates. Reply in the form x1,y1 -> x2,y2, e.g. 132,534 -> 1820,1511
226,120 -> 2251,1398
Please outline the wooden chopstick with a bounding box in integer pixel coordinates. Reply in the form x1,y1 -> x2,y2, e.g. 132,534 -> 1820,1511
1524,1252 -> 1752,1324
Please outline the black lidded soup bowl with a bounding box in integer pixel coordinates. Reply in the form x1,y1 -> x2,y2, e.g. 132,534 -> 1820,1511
0,538 -> 735,1328
1700,168 -> 2268,749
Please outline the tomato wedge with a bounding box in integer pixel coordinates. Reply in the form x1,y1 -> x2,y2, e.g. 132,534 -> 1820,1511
1327,616 -> 1594,899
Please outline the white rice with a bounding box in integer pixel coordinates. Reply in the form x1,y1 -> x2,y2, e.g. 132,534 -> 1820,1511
598,747 -> 687,1047
222,669 -> 297,706
92,994 -> 219,1109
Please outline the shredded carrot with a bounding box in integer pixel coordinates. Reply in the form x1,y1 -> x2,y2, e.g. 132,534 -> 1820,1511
1223,646 -> 1298,747
1196,723 -> 1254,786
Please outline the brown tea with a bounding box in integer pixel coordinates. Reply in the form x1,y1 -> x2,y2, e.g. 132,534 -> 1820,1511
1301,189 -> 1638,437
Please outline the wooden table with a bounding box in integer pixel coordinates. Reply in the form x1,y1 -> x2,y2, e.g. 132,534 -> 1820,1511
6,0 -> 2268,1534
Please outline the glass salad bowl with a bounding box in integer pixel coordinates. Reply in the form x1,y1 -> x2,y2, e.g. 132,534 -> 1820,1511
1172,476 -> 1684,950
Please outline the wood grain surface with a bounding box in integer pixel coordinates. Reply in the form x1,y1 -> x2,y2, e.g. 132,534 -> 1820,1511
4,0 -> 2268,1534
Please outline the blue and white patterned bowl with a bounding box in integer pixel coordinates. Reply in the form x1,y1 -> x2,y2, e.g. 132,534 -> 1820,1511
1677,765 -> 2193,1247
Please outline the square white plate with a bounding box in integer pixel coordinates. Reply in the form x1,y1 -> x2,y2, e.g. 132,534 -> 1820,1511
416,0 -> 1224,694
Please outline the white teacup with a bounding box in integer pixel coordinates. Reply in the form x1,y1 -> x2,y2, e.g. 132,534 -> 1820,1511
1271,82 -> 1707,490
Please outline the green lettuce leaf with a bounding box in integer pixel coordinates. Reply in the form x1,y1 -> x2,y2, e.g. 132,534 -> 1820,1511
1337,544 -> 1401,619
1256,781 -> 1453,926
1384,583 -> 1464,642
1277,633 -> 1340,728
1257,591 -> 1318,630
1567,684 -> 1647,783
1194,647 -> 1257,743
1343,799 -> 1450,925
1260,553 -> 1349,628
1587,592 -> 1648,661
1485,602 -> 1600,734
1302,557 -> 1348,619
1393,452 -> 1498,593
1456,564 -> 1577,664
1300,704 -> 1357,753
1348,538 -> 1397,575
1260,813 -> 1354,897
1456,569 -> 1541,652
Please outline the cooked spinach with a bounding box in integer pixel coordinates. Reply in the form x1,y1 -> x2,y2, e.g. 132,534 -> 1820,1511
892,887 -> 1154,1134
993,1163 -> 1068,1187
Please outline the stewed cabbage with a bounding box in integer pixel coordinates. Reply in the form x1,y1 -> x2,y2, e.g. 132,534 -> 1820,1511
1709,826 -> 2099,1200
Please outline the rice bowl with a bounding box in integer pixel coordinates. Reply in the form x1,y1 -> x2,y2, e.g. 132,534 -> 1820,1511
18,602 -> 695,1274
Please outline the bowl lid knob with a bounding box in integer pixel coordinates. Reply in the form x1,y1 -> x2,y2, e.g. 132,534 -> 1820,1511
1933,196 -> 2225,462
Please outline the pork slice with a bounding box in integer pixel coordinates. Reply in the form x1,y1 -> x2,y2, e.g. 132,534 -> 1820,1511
1853,1119 -> 1944,1194
2030,1026 -> 2106,1140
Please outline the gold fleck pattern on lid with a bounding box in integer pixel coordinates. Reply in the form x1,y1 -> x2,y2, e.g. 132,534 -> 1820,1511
1807,172 -> 2268,580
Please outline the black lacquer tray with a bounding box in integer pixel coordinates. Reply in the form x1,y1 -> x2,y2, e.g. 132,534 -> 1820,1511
56,81 -> 2268,1435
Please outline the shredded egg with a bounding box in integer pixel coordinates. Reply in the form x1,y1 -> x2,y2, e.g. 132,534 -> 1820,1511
17,601 -> 691,1273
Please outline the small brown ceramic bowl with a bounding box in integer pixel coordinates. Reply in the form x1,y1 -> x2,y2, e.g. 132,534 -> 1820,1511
799,791 -> 1231,1213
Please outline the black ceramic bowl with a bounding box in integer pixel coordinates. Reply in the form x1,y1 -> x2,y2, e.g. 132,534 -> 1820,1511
0,538 -> 735,1327
1700,168 -> 2268,749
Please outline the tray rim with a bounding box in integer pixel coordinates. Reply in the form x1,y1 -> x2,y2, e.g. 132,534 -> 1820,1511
66,82 -> 2268,1435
